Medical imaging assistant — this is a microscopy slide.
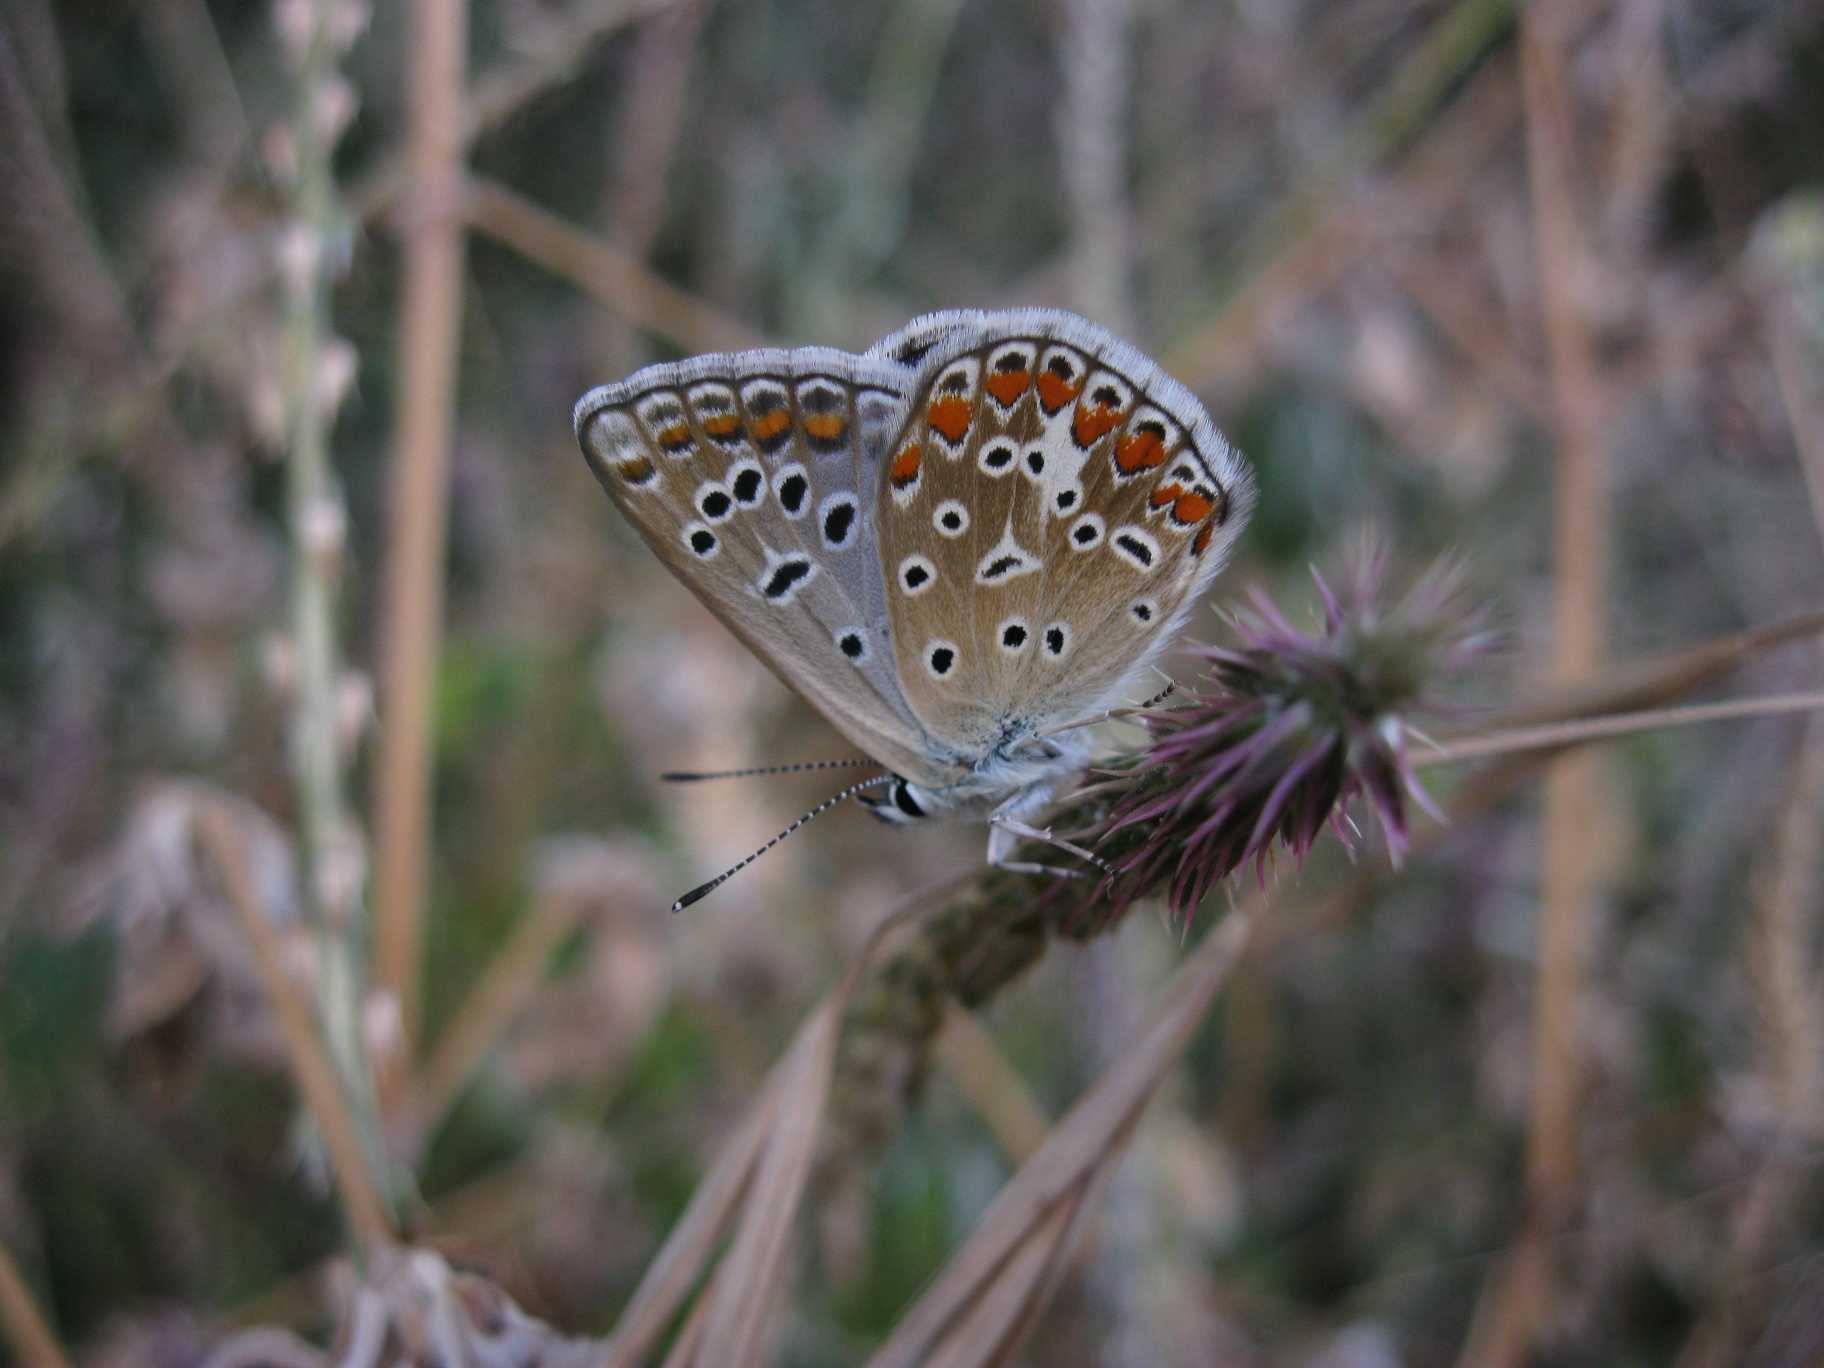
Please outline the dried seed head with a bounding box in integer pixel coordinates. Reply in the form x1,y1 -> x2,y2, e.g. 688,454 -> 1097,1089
1065,547 -> 1491,927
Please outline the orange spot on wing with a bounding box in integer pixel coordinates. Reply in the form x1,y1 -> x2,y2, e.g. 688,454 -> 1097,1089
701,413 -> 741,439
1072,402 -> 1122,447
1115,429 -> 1168,475
1192,521 -> 1215,556
803,413 -> 847,442
618,456 -> 655,485
927,395 -> 972,443
889,442 -> 923,489
748,410 -> 791,443
1149,482 -> 1184,509
656,423 -> 692,452
1036,371 -> 1082,415
985,369 -> 1030,407
1172,490 -> 1216,525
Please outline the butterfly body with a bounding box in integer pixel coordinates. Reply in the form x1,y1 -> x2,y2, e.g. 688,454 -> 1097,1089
576,309 -> 1253,867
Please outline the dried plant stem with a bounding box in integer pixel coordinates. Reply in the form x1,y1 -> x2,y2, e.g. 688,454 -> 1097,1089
934,1003 -> 1052,1164
279,0 -> 390,1208
867,908 -> 1256,1368
1422,691 -> 1824,764
1462,8 -> 1611,1362
0,1237 -> 68,1368
1166,0 -> 1516,387
196,805 -> 394,1251
346,0 -> 678,222
371,0 -> 468,1058
1675,718 -> 1824,1367
463,178 -> 767,354
1764,280 -> 1824,549
412,879 -> 589,1134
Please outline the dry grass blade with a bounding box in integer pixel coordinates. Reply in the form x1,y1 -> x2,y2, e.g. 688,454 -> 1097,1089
693,998 -> 842,1364
411,878 -> 594,1138
1423,691 -> 1824,764
934,1003 -> 1052,1164
193,803 -> 395,1251
922,1150 -> 1118,1368
463,178 -> 768,355
0,1237 -> 71,1368
372,0 -> 470,1058
605,880 -> 957,1364
867,908 -> 1255,1368
347,0 -> 680,221
599,1072 -> 780,1366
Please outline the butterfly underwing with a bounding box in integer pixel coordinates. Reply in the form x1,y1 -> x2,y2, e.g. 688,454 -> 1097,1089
575,308 -> 1254,857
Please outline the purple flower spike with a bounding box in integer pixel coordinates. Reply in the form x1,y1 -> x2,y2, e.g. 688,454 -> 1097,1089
1071,547 -> 1490,928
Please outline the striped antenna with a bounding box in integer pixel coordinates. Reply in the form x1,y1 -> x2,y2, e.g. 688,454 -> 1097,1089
660,758 -> 878,783
672,773 -> 892,912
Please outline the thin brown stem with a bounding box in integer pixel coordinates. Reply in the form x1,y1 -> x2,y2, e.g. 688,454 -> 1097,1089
371,0 -> 468,1061
195,805 -> 395,1251
462,178 -> 768,355
0,1237 -> 69,1368
1420,692 -> 1824,765
1465,5 -> 1611,1360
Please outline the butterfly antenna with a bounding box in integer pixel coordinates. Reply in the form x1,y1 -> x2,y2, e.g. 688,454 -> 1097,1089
671,773 -> 892,912
660,758 -> 878,783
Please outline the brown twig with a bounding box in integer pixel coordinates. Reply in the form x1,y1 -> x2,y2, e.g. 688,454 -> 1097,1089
462,177 -> 768,355
345,0 -> 679,223
1460,6 -> 1612,1361
933,1003 -> 1053,1165
867,908 -> 1257,1368
411,877 -> 591,1136
195,804 -> 395,1251
0,1237 -> 69,1368
1421,691 -> 1824,765
371,0 -> 469,1061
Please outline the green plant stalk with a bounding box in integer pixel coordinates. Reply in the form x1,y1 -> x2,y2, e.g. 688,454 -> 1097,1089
280,0 -> 391,1217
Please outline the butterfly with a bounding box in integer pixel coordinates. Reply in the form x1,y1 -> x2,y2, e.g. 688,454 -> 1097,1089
574,309 -> 1254,906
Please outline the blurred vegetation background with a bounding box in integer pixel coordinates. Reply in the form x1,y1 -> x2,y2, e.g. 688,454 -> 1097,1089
3,0 -> 1824,1363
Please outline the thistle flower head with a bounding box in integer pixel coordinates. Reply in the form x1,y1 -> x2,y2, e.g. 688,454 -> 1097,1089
1070,548 -> 1491,928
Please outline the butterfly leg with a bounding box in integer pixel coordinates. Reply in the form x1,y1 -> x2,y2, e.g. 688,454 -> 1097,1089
985,791 -> 1110,879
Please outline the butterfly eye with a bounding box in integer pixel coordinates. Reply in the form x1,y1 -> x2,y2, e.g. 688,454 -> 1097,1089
933,500 -> 969,537
925,640 -> 959,679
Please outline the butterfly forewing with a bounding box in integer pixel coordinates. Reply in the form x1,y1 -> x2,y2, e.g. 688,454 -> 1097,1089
577,349 -> 949,786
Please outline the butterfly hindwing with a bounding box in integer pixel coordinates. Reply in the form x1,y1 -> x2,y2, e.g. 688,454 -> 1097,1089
576,348 -> 947,785
869,310 -> 1253,754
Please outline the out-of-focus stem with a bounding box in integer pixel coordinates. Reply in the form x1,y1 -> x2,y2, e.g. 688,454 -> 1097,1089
372,0 -> 468,1056
0,1237 -> 70,1368
279,0 -> 390,1207
1462,6 -> 1611,1362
